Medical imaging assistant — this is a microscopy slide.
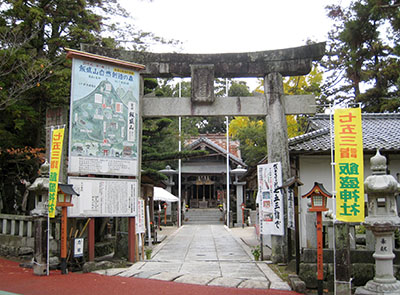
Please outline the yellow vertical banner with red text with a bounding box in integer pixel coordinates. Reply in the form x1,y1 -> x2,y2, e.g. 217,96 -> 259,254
334,108 -> 364,222
48,128 -> 65,218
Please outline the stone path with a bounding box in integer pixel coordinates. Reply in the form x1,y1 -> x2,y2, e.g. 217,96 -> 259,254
94,225 -> 291,290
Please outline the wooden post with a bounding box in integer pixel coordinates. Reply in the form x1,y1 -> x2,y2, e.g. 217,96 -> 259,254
60,206 -> 68,274
316,211 -> 324,295
294,186 -> 301,275
128,217 -> 136,263
141,233 -> 145,260
135,234 -> 140,262
88,218 -> 95,261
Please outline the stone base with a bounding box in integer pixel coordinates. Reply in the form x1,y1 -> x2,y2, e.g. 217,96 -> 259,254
33,262 -> 47,276
355,280 -> 400,295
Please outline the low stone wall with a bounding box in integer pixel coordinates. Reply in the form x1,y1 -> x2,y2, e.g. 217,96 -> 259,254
0,214 -> 60,260
299,248 -> 400,291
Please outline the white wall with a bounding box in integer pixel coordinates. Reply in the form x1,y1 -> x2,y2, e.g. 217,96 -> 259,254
297,152 -> 400,249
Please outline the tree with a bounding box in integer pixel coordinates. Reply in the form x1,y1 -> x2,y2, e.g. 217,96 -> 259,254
323,0 -> 400,112
229,117 -> 267,166
0,0 -> 170,148
230,67 -> 322,166
0,0 -> 175,214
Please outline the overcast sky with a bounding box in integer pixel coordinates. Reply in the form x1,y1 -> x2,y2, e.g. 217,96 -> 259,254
120,0 -> 349,54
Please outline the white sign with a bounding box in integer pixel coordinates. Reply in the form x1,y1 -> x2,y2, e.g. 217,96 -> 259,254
136,199 -> 145,234
257,162 -> 284,236
68,58 -> 140,176
287,187 -> 295,230
74,238 -> 84,257
68,177 -> 137,217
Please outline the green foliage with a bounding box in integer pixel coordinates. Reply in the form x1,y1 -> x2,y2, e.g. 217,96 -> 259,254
251,245 -> 261,260
323,0 -> 400,112
0,1 -> 181,211
228,81 -> 252,97
230,117 -> 267,167
0,147 -> 44,214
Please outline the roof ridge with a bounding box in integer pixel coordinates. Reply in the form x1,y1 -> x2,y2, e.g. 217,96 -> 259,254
312,113 -> 400,120
289,127 -> 330,144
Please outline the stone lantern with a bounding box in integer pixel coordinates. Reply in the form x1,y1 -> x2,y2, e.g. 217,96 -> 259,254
356,150 -> 400,295
29,160 -> 50,217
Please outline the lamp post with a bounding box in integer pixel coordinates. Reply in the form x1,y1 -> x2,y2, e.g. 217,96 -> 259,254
302,182 -> 332,295
231,165 -> 247,227
57,184 -> 79,275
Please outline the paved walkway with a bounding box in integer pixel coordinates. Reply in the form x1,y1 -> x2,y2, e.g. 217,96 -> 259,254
94,224 -> 291,290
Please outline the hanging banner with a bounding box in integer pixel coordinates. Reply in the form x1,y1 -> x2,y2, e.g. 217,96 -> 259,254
334,108 -> 364,222
48,128 -> 65,218
68,56 -> 141,176
257,162 -> 284,236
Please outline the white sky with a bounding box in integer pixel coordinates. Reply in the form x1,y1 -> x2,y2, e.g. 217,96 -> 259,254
120,0 -> 349,54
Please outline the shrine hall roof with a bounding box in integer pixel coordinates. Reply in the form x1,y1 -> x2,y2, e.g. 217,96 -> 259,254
186,136 -> 246,167
289,113 -> 400,154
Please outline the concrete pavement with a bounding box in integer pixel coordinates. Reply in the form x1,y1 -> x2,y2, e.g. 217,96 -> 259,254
94,224 -> 291,290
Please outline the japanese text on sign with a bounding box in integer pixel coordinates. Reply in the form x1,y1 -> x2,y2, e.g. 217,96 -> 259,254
257,162 -> 284,236
334,108 -> 364,222
49,128 -> 65,218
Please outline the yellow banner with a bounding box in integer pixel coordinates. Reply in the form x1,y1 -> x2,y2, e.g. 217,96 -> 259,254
334,108 -> 364,222
48,128 -> 65,218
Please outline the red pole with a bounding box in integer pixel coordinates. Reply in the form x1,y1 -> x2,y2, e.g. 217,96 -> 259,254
60,206 -> 68,274
316,211 -> 323,295
88,218 -> 95,261
128,217 -> 136,263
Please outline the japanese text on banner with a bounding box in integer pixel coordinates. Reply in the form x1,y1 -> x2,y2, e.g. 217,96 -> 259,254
257,162 -> 284,236
48,128 -> 65,218
334,108 -> 364,222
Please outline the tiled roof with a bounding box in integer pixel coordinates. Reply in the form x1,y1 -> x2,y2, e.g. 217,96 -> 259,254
186,137 -> 246,167
289,113 -> 400,153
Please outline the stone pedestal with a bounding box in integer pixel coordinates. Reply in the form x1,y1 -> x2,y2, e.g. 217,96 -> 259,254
356,224 -> 400,295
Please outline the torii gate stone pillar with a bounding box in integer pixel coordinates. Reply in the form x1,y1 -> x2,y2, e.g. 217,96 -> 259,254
265,72 -> 291,262
82,42 -> 325,263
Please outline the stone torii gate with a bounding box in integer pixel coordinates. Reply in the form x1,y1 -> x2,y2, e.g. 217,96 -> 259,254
82,42 -> 325,263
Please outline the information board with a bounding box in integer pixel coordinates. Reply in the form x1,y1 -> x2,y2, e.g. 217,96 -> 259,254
68,177 -> 137,217
68,58 -> 140,176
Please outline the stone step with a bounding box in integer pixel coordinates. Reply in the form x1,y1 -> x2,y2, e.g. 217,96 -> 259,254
184,220 -> 223,225
184,209 -> 224,224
